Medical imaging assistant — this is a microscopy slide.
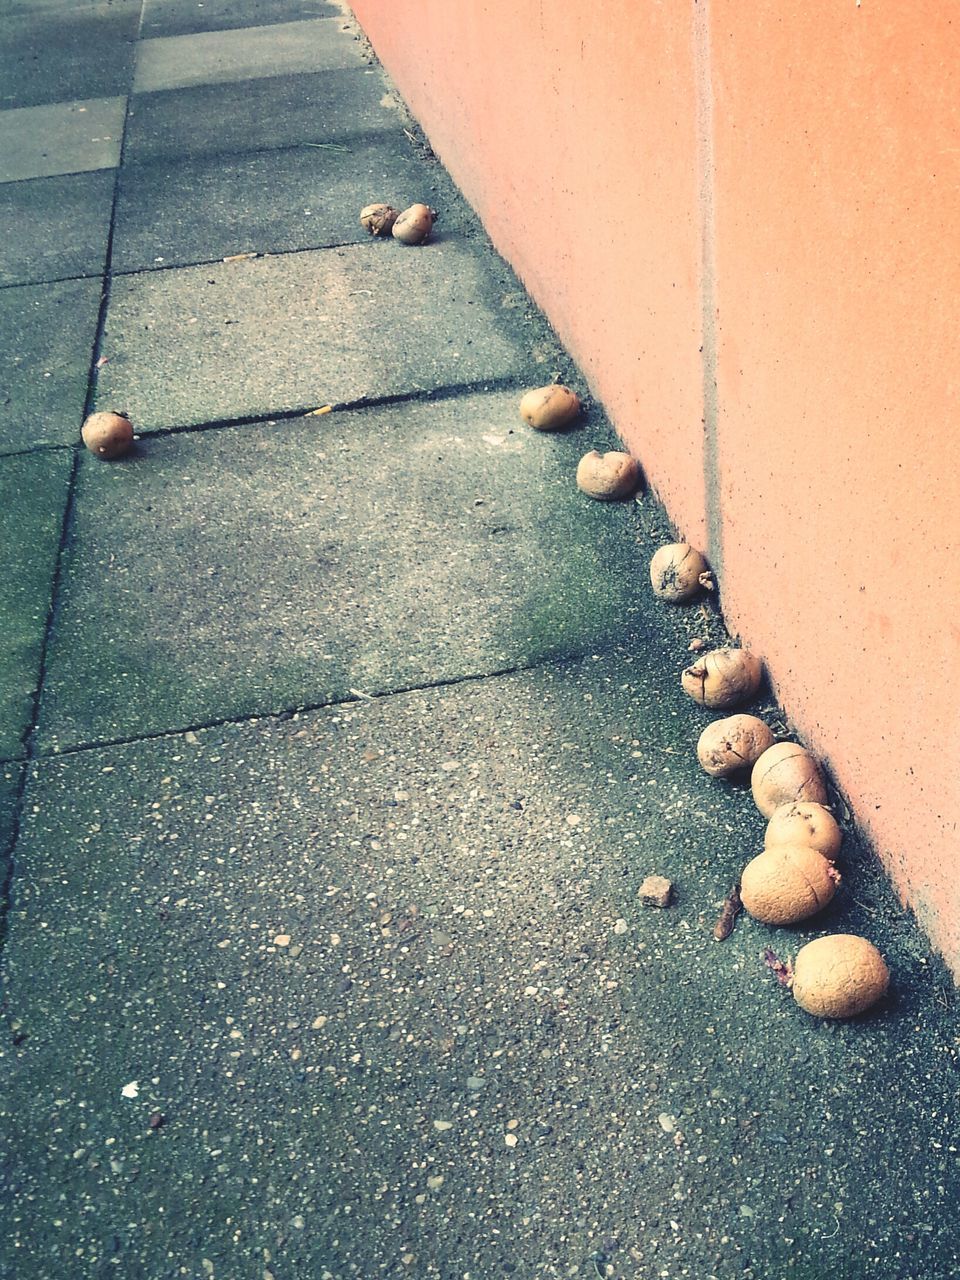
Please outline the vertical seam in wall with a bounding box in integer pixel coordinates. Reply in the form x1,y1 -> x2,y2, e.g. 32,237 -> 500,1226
693,0 -> 724,584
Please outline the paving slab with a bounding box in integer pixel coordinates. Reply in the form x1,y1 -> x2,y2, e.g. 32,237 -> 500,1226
0,5 -> 138,110
41,392 -> 658,751
0,169 -> 114,286
112,135 -> 463,273
141,0 -> 338,37
94,243 -> 534,431
0,278 -> 101,454
124,68 -> 403,164
0,450 -> 72,759
5,657 -> 959,1280
133,17 -> 367,94
0,97 -> 125,184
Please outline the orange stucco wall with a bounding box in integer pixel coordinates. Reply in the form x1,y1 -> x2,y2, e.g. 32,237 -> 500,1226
350,0 -> 960,978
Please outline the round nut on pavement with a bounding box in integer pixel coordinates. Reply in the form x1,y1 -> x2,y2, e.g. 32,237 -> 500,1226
519,384 -> 581,431
791,934 -> 889,1018
392,203 -> 436,245
681,648 -> 762,710
81,411 -> 134,460
360,203 -> 399,236
751,742 -> 828,818
575,450 -> 640,500
740,844 -> 839,925
696,714 -> 775,777
649,543 -> 711,602
764,801 -> 842,862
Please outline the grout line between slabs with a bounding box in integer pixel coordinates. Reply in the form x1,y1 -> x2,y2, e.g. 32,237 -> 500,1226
9,640 -> 636,766
0,41 -> 142,968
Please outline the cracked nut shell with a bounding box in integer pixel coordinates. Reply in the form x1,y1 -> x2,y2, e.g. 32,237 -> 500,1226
792,934 -> 889,1018
740,843 -> 839,925
696,714 -> 775,778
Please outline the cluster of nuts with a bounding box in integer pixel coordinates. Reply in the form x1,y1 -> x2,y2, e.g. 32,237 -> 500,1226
510,390 -> 888,1018
518,383 -> 642,500
644,539 -> 890,1020
360,202 -> 436,245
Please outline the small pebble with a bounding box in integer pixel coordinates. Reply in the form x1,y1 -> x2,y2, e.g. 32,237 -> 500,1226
639,875 -> 674,908
273,934 -> 291,948
613,918 -> 629,935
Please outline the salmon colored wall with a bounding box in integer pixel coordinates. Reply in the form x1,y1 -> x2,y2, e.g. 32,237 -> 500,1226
350,1 -> 960,977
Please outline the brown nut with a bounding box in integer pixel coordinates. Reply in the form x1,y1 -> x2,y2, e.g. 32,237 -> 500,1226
518,384 -> 581,431
360,203 -> 399,236
764,801 -> 842,862
575,450 -> 640,500
681,648 -> 762,709
696,714 -> 775,778
392,203 -> 436,245
81,411 -> 134,460
791,934 -> 889,1018
740,844 -> 839,925
649,543 -> 711,603
751,742 -> 828,818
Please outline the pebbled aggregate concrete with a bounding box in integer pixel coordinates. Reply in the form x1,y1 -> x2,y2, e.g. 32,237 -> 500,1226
0,277 -> 102,454
140,0 -> 339,38
123,69 -> 404,163
0,96 -> 126,184
4,656 -> 959,1280
0,169 -> 115,287
40,393 -> 636,751
0,4 -> 138,110
133,17 -> 367,93
112,135 -> 466,273
0,450 -> 72,759
93,244 -> 537,430
1,4 -> 958,1279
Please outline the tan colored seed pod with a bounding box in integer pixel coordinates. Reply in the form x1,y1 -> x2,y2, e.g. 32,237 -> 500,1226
575,450 -> 640,500
681,648 -> 762,710
392,203 -> 436,245
751,742 -> 828,818
518,384 -> 581,431
740,844 -> 839,925
791,934 -> 889,1018
696,714 -> 775,778
764,801 -> 842,862
360,203 -> 399,236
649,543 -> 712,602
81,411 -> 134,460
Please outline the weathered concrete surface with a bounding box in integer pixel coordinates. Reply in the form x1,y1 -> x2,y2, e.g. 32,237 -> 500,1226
141,0 -> 338,38
0,278 -> 101,454
0,450 -> 72,759
112,136 -> 462,273
0,5 -> 138,110
4,658 -> 958,1280
41,394 -> 637,751
2,6 -> 958,1280
123,69 -> 403,163
94,245 -> 537,430
133,18 -> 366,94
0,169 -> 115,287
0,97 -> 126,184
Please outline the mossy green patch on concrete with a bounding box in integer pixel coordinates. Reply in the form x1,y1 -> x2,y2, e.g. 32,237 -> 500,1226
0,450 -> 72,758
39,394 -> 683,751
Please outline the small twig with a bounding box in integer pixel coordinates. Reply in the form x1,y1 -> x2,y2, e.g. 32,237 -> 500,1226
713,885 -> 742,941
303,142 -> 351,152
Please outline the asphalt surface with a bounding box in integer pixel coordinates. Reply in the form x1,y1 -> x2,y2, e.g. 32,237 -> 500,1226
1,4 -> 958,1279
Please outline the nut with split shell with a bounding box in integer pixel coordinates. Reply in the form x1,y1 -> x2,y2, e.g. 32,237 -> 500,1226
751,742 -> 828,818
360,203 -> 399,236
696,714 -> 775,777
740,843 -> 839,925
649,543 -> 713,602
681,648 -> 762,709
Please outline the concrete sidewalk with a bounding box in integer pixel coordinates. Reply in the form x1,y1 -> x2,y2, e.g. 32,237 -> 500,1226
1,4 -> 957,1278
